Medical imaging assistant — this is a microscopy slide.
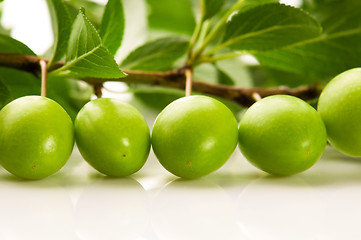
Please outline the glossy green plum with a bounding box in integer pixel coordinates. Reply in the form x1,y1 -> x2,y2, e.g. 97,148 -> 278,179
0,96 -> 74,180
152,95 -> 238,179
318,68 -> 361,157
238,95 -> 327,176
75,98 -> 151,177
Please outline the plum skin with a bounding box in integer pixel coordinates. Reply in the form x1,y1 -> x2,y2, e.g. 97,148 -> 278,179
152,95 -> 239,179
75,98 -> 151,177
0,96 -> 74,180
238,95 -> 327,176
318,68 -> 361,157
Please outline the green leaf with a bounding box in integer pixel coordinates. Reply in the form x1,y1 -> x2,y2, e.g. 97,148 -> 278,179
261,67 -> 322,87
0,35 -> 35,107
255,0 -> 361,78
203,0 -> 226,20
132,86 -> 184,112
146,0 -> 195,35
0,78 -> 10,108
66,79 -> 93,110
0,67 -> 90,119
215,57 -> 253,87
216,68 -> 234,85
240,0 -> 279,12
47,76 -> 92,120
0,34 -> 35,55
99,0 -> 125,55
194,63 -> 218,84
132,85 -> 242,117
0,7 -> 10,35
46,0 -> 72,65
0,32 -> 90,116
223,3 -> 321,51
55,10 -> 126,79
0,67 -> 40,101
121,37 -> 189,71
66,0 -> 104,28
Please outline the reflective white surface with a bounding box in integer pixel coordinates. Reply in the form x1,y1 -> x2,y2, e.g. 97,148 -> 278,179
1,141 -> 361,239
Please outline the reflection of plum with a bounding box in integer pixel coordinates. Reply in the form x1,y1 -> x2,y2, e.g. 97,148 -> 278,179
151,179 -> 239,240
0,180 -> 76,240
75,178 -> 148,240
237,176 -> 325,240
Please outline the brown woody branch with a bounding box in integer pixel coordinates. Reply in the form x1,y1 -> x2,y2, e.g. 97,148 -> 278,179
0,53 -> 321,107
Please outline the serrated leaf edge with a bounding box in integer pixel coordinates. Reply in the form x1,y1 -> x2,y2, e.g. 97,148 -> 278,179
55,9 -> 125,78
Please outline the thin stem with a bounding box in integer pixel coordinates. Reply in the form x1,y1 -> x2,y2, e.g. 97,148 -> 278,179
185,67 -> 193,97
188,22 -> 203,56
198,20 -> 210,44
192,0 -> 245,61
188,13 -> 205,60
0,52 -> 322,108
39,59 -> 47,97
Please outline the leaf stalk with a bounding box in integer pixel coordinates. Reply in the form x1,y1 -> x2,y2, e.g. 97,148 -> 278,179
191,0 -> 245,62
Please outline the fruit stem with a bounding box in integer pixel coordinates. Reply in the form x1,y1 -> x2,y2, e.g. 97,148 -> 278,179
185,67 -> 193,97
39,59 -> 47,97
0,53 -> 322,108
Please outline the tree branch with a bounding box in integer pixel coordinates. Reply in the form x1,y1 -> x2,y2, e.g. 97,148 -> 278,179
0,53 -> 43,74
0,53 -> 321,107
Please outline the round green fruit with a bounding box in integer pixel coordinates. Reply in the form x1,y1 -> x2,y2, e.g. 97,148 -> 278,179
238,95 -> 327,176
318,68 -> 361,157
152,95 -> 238,179
0,96 -> 74,180
74,98 -> 151,177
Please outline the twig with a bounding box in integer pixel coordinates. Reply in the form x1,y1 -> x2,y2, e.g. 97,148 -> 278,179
39,59 -> 47,97
0,53 -> 44,75
0,53 -> 321,108
87,71 -> 321,107
185,67 -> 193,97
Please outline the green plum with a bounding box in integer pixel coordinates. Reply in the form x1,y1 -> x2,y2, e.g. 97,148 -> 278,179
152,95 -> 238,179
318,68 -> 361,157
238,95 -> 327,176
0,96 -> 74,180
74,98 -> 151,177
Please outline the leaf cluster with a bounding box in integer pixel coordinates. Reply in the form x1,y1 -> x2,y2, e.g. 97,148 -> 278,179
0,0 -> 360,113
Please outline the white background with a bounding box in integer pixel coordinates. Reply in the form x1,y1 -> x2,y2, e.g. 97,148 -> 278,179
1,0 -> 360,240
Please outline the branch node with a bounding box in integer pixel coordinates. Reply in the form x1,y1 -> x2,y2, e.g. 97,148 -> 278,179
93,83 -> 103,98
252,92 -> 262,102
